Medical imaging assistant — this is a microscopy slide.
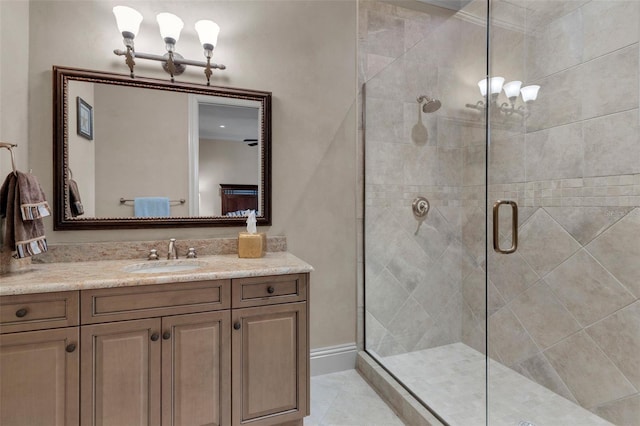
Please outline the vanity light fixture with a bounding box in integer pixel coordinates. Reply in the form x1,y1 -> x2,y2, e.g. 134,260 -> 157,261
466,77 -> 540,118
112,6 -> 225,84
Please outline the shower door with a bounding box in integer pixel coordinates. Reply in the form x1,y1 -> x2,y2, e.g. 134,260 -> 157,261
363,0 -> 638,425
486,1 -> 639,425
361,0 -> 489,424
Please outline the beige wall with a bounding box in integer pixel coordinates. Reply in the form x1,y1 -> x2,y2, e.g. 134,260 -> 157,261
93,83 -> 190,217
199,138 -> 259,217
0,1 -> 29,177
18,0 -> 357,350
68,80 -> 96,217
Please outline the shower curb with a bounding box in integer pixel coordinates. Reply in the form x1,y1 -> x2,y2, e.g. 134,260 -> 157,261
356,352 -> 445,426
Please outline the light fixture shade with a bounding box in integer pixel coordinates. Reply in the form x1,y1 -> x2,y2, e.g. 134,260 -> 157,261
195,20 -> 221,49
521,85 -> 541,102
503,80 -> 522,99
157,12 -> 184,43
489,76 -> 505,95
478,79 -> 488,97
113,6 -> 143,38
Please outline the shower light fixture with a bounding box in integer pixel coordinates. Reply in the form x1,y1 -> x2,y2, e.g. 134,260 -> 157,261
466,77 -> 540,118
112,6 -> 225,84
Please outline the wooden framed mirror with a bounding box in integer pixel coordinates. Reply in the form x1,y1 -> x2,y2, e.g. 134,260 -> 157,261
53,66 -> 271,229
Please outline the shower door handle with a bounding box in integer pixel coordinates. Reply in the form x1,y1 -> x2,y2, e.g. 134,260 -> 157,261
493,200 -> 518,254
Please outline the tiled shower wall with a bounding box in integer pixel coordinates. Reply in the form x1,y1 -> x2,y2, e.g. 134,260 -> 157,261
361,0 -> 486,356
362,0 -> 639,424
466,1 -> 639,423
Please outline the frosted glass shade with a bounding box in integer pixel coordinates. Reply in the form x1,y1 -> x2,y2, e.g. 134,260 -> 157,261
113,6 -> 143,37
195,20 -> 220,49
489,76 -> 505,95
478,79 -> 488,97
157,13 -> 184,43
503,80 -> 522,99
521,85 -> 541,102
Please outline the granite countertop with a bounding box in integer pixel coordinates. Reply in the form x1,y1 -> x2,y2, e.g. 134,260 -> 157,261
0,252 -> 313,296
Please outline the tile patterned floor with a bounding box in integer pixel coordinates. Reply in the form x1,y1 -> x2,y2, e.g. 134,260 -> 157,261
379,343 -> 614,426
306,369 -> 406,426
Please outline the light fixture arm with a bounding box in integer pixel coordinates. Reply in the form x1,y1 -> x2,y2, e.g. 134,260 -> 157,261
114,49 -> 226,80
124,45 -> 136,78
464,100 -> 486,111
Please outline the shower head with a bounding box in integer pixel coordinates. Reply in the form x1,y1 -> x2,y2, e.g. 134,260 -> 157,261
417,95 -> 441,113
422,99 -> 441,113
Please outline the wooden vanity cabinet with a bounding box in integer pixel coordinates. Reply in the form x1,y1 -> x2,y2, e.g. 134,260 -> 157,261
0,272 -> 309,426
80,280 -> 231,426
231,274 -> 309,426
0,291 -> 80,426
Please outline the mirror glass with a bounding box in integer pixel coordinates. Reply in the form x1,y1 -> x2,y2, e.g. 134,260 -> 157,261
53,66 -> 271,229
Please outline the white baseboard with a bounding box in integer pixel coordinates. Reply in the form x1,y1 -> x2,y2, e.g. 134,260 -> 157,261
310,343 -> 358,376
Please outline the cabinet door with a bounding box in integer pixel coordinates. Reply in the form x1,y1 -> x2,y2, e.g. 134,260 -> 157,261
232,302 -> 307,426
162,311 -> 231,426
81,318 -> 161,426
0,327 -> 79,426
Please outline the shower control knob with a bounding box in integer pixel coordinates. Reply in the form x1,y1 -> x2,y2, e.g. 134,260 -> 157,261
412,197 -> 430,219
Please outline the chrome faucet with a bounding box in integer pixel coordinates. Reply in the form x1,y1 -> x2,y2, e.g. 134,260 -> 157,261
167,238 -> 178,259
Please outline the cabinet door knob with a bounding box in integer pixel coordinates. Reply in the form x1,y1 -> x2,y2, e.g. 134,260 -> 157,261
15,308 -> 28,318
267,286 -> 275,294
162,331 -> 171,340
150,333 -> 160,341
66,343 -> 76,353
233,322 -> 241,330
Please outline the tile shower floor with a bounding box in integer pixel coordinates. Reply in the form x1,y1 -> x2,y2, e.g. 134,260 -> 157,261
307,369 -> 405,425
378,342 -> 614,426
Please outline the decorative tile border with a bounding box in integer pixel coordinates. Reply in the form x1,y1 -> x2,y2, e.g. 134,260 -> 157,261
366,174 -> 640,208
488,174 -> 640,207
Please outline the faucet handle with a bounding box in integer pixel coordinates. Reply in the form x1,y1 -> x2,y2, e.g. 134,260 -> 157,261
148,249 -> 159,260
186,248 -> 197,259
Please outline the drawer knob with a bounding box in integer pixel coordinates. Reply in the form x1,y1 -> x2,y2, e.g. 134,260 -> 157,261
267,286 -> 275,294
162,331 -> 171,340
233,322 -> 241,330
15,308 -> 28,318
150,333 -> 160,341
66,343 -> 76,353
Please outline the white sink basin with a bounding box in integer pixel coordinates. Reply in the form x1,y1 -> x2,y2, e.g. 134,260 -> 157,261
123,260 -> 207,274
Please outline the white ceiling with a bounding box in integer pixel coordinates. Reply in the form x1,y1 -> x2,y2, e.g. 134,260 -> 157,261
199,103 -> 260,142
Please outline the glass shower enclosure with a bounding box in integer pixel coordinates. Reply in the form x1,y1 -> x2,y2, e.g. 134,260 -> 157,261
362,1 -> 639,425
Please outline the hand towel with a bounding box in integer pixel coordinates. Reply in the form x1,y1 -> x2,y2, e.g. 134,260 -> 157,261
134,197 -> 170,217
67,178 -> 84,216
0,171 -> 49,258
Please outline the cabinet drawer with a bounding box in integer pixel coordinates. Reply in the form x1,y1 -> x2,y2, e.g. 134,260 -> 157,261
81,280 -> 230,324
232,274 -> 307,308
0,291 -> 79,334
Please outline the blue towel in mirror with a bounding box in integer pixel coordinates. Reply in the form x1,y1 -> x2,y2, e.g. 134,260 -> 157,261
134,197 -> 170,217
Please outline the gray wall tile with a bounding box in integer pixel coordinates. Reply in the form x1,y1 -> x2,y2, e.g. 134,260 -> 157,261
525,122 -> 584,181
545,249 -> 635,327
510,281 -> 581,349
583,109 -> 640,177
544,331 -> 636,409
582,0 -> 639,62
